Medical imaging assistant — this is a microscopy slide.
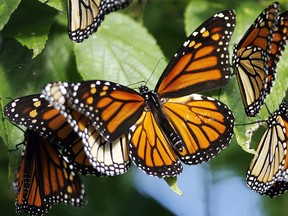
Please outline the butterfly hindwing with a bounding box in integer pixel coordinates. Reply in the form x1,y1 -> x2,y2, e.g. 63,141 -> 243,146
68,0 -> 132,42
129,111 -> 183,177
83,124 -> 130,176
247,100 -> 288,197
162,94 -> 235,164
15,130 -> 86,215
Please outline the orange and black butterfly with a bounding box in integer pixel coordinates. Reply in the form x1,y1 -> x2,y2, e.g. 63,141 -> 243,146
67,0 -> 132,42
247,100 -> 288,197
233,2 -> 288,117
4,94 -> 130,176
43,10 -> 236,178
13,129 -> 86,215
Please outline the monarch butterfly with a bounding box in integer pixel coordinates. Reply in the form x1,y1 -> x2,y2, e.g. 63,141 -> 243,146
43,10 -> 236,178
247,100 -> 288,197
13,129 -> 86,215
233,2 -> 288,117
4,94 -> 130,176
67,0 -> 132,42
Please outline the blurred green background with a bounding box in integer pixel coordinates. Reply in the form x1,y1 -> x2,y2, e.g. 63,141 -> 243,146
1,0 -> 288,215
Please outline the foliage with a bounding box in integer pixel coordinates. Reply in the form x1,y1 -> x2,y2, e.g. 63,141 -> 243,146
0,0 -> 288,215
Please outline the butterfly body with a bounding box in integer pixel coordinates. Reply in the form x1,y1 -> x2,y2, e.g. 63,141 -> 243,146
139,85 -> 184,152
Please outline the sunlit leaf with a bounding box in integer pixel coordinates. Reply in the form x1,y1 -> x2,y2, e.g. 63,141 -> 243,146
164,176 -> 183,196
0,0 -> 21,30
74,12 -> 167,87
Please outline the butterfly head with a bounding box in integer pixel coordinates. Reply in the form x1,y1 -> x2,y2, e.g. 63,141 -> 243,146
139,85 -> 149,93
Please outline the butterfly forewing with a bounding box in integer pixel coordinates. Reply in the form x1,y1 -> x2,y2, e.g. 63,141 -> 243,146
267,11 -> 288,87
68,0 -> 132,42
235,47 -> 267,112
15,130 -> 86,215
162,94 -> 235,164
64,80 -> 145,142
4,94 -> 74,144
129,111 -> 183,177
4,94 -> 101,176
233,2 -> 280,116
155,10 -> 236,98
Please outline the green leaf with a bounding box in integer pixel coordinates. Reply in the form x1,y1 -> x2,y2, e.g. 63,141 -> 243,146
38,0 -> 66,12
0,0 -> 21,30
2,0 -> 57,58
164,176 -> 183,196
74,12 -> 167,87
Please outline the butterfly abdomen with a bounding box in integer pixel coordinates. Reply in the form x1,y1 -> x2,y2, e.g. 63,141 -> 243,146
140,86 -> 184,152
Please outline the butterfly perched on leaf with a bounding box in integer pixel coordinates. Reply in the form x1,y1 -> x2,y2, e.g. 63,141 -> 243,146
233,2 -> 288,117
43,10 -> 236,178
247,100 -> 288,197
4,94 -> 130,176
13,129 -> 87,215
67,0 -> 132,42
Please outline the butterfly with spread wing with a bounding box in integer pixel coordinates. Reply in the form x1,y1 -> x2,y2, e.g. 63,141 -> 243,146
13,129 -> 86,215
43,10 -> 236,178
4,94 -> 130,176
247,100 -> 288,197
233,2 -> 288,117
67,0 -> 132,42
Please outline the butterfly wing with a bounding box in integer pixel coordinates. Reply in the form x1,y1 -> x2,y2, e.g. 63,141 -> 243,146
246,122 -> 286,193
233,2 -> 279,116
267,11 -> 288,89
15,130 -> 86,215
262,181 -> 288,198
43,84 -> 131,176
247,100 -> 288,195
155,10 -> 236,98
83,124 -> 130,176
161,94 -> 234,164
4,94 -> 101,176
43,81 -> 145,142
67,0 -> 132,42
129,111 -> 183,177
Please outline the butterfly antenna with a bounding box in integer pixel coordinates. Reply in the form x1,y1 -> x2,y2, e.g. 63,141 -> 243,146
217,88 -> 222,100
6,96 -> 14,101
127,80 -> 146,90
146,57 -> 164,86
264,102 -> 272,115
